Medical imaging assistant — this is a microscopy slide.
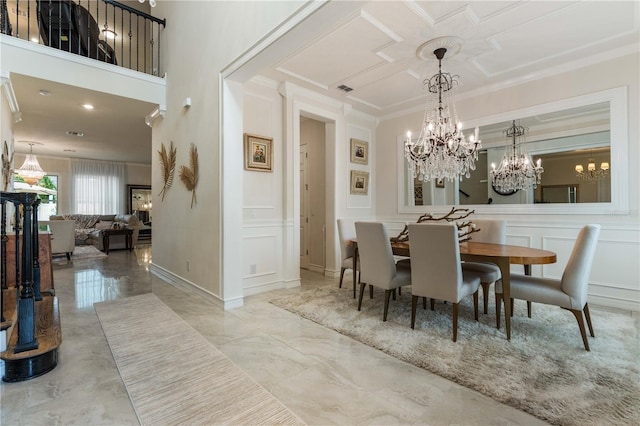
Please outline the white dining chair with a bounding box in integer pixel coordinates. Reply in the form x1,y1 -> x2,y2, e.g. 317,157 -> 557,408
355,221 -> 411,321
461,219 -> 507,314
495,224 -> 601,350
408,223 -> 481,342
337,218 -> 359,298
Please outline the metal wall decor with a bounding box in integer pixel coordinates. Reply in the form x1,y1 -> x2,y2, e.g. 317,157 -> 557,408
179,143 -> 199,208
158,141 -> 177,201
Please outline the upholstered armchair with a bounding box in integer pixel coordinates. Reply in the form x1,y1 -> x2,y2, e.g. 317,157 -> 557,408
495,224 -> 601,350
42,220 -> 75,260
355,222 -> 411,321
461,219 -> 507,314
408,223 -> 481,342
337,218 -> 359,298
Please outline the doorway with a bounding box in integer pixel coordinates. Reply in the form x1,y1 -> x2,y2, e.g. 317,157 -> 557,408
299,115 -> 326,274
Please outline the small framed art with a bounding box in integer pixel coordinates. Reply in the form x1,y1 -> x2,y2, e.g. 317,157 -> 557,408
244,133 -> 273,172
350,138 -> 368,165
350,170 -> 369,195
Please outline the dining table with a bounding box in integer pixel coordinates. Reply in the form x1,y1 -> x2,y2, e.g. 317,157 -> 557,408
352,239 -> 557,340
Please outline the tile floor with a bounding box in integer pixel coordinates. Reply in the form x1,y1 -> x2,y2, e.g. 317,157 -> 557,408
1,246 -> 549,425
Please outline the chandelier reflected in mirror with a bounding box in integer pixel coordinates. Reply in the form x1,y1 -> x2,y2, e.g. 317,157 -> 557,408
491,120 -> 543,194
405,41 -> 480,182
575,153 -> 609,183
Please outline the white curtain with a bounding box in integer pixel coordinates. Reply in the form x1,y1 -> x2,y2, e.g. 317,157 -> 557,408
71,160 -> 125,214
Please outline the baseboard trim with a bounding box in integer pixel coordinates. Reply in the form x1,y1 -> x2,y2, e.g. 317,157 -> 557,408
150,264 -> 244,310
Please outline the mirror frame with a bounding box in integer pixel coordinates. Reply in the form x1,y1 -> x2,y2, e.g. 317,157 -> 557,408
127,184 -> 152,216
397,86 -> 628,215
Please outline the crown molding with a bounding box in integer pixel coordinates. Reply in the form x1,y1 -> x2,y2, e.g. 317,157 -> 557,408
0,71 -> 22,122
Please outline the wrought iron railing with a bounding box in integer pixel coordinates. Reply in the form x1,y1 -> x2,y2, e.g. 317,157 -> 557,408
1,191 -> 41,353
0,0 -> 166,76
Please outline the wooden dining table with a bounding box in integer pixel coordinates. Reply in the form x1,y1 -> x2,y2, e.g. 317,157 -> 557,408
352,239 -> 557,340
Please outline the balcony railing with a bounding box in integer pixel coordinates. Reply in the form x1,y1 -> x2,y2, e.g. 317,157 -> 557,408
0,0 -> 166,76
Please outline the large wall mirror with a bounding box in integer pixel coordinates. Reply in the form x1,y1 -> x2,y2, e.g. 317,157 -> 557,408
127,184 -> 152,224
397,86 -> 628,215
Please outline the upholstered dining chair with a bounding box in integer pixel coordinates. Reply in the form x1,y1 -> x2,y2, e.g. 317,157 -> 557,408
461,219 -> 507,314
408,223 -> 481,342
337,218 -> 359,298
495,224 -> 601,351
355,221 -> 411,321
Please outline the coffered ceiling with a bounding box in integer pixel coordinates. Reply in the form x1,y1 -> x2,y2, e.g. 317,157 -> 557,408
8,1 -> 639,164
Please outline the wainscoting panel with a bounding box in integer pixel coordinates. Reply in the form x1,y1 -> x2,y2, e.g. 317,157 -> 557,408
242,222 -> 288,296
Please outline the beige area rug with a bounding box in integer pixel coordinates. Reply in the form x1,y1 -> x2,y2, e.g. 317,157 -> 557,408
52,245 -> 106,264
95,293 -> 303,425
270,286 -> 640,426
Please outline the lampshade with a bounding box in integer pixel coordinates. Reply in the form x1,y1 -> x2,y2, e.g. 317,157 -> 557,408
15,143 -> 46,185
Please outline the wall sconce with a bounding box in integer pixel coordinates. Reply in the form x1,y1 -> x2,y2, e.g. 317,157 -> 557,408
145,104 -> 166,127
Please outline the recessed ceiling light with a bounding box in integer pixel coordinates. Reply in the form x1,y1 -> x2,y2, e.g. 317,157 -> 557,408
64,149 -> 76,152
66,131 -> 84,137
39,89 -> 51,96
83,104 -> 94,110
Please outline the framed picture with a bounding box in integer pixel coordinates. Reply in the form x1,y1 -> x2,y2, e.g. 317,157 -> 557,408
350,138 -> 368,165
350,170 -> 369,195
435,178 -> 445,188
244,133 -> 273,172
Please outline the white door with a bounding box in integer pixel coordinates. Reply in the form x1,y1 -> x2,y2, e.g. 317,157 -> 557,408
300,145 -> 310,269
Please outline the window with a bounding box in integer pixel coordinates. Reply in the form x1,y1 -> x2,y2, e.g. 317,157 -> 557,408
13,174 -> 58,218
72,160 -> 125,214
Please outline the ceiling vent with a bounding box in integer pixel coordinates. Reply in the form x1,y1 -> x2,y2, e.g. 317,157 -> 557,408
66,131 -> 84,137
338,84 -> 353,93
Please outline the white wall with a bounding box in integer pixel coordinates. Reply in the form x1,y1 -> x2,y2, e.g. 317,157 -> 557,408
376,52 -> 640,311
150,1 -> 306,307
0,83 -> 13,192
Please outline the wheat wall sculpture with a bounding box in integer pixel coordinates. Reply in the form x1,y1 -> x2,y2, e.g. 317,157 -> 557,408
179,143 -> 199,208
2,141 -> 13,192
158,141 -> 177,201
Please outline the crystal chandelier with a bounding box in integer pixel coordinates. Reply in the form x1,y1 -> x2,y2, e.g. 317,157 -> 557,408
15,142 -> 46,186
405,47 -> 480,182
138,0 -> 157,7
575,155 -> 609,183
490,120 -> 543,193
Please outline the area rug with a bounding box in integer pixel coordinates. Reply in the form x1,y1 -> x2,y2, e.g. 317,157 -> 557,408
94,293 -> 303,425
270,286 -> 639,426
52,245 -> 107,264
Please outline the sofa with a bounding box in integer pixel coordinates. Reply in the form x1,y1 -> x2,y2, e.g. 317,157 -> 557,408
49,214 -> 141,252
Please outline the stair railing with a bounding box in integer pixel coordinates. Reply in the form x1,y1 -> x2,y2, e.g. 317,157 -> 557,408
0,0 -> 166,76
1,191 -> 40,352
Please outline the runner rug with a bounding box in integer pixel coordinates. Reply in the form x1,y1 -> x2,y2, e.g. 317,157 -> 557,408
271,286 -> 640,426
95,293 -> 303,425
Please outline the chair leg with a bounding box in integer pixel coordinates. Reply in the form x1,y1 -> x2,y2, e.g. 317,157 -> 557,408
423,297 -> 427,310
527,301 -> 532,318
452,303 -> 459,342
584,303 -> 595,337
398,286 -> 402,295
495,292 -> 502,329
565,308 -> 591,351
430,298 -> 435,311
411,295 -> 418,329
339,268 -> 346,288
370,284 -> 373,299
383,290 -> 392,321
481,282 -> 490,314
510,298 -> 514,317
66,252 -> 71,260
392,289 -> 396,301
473,291 -> 479,321
358,282 -> 367,311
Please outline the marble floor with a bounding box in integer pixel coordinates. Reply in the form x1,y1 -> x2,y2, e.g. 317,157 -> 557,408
1,246 -> 549,425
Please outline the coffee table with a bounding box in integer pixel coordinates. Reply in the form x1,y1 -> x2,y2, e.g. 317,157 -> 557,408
101,228 -> 133,254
